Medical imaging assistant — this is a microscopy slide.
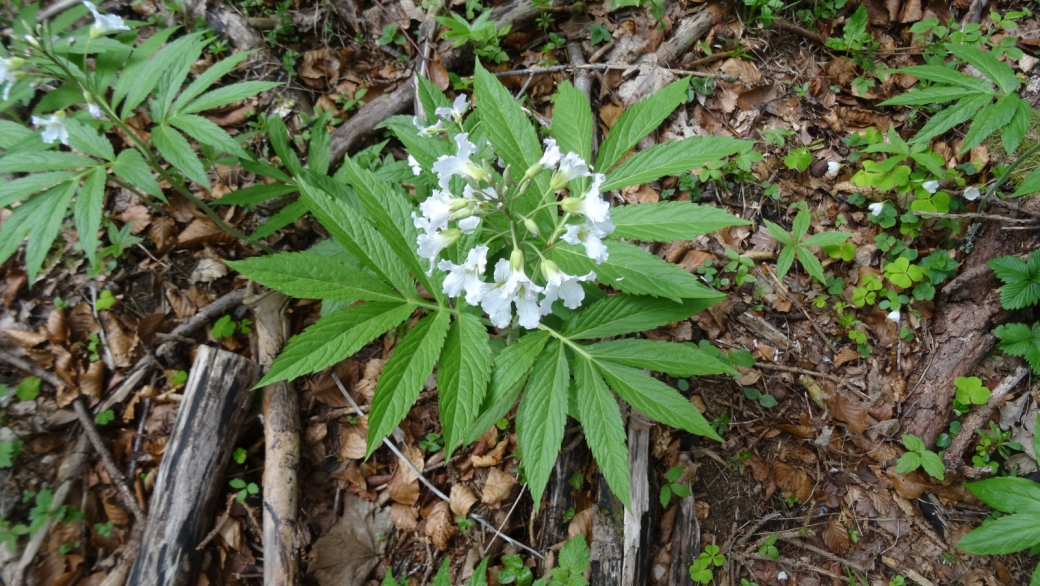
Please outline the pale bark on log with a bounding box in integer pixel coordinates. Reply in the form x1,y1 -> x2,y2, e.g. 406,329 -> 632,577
537,433 -> 589,569
248,290 -> 302,586
127,346 -> 256,586
668,496 -> 700,586
622,415 -> 652,586
589,480 -> 623,584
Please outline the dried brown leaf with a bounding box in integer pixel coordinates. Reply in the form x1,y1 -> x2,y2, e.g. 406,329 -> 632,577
450,484 -> 478,517
308,494 -> 393,586
471,439 -> 507,468
46,310 -> 68,344
389,503 -> 418,531
387,445 -> 423,505
423,500 -> 457,550
76,361 -> 105,407
822,521 -> 850,553
481,467 -> 517,507
772,462 -> 812,503
120,205 -> 152,234
3,328 -> 47,348
829,394 -> 870,435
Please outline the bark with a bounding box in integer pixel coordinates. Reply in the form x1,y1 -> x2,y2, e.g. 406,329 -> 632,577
621,415 -> 652,586
667,496 -> 700,586
127,346 -> 256,586
537,432 -> 589,570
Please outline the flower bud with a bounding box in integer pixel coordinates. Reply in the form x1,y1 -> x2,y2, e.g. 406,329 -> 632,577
559,197 -> 581,215
522,217 -> 540,236
448,198 -> 470,213
541,259 -> 560,281
453,208 -> 473,221
510,249 -> 525,272
502,164 -> 512,185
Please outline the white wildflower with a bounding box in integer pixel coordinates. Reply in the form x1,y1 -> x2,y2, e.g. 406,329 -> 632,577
560,173 -> 610,224
562,219 -> 613,264
418,190 -> 458,232
886,310 -> 901,323
539,260 -> 594,315
87,102 -> 104,119
549,151 -> 590,191
867,202 -> 884,216
434,93 -> 468,123
778,571 -> 789,581
922,180 -> 939,194
458,215 -> 480,233
439,245 -> 488,305
0,57 -> 21,101
413,116 -> 444,137
827,160 -> 839,174
481,256 -> 543,329
408,154 -> 422,176
84,1 -> 129,37
31,113 -> 68,145
538,138 -> 562,169
963,186 -> 981,201
432,133 -> 486,190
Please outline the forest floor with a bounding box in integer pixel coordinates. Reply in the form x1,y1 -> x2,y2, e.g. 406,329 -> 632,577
2,0 -> 1040,584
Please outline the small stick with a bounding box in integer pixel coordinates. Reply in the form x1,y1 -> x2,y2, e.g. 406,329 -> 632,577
73,398 -> 147,523
483,482 -> 527,555
942,366 -> 1030,470
127,397 -> 151,481
757,363 -> 865,398
912,210 -> 1036,224
488,62 -> 712,78
0,350 -> 65,390
331,372 -> 545,560
89,285 -> 117,371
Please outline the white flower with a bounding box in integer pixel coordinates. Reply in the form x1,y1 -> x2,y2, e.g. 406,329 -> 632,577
0,58 -> 19,101
827,161 -> 840,174
434,93 -> 468,123
416,227 -> 460,262
562,219 -> 613,264
539,260 -> 594,315
561,173 -> 610,224
922,180 -> 939,194
963,186 -> 981,201
458,215 -> 480,233
867,202 -> 884,216
432,133 -> 486,190
418,190 -> 457,232
778,571 -> 789,581
84,1 -> 129,37
481,258 -> 543,329
550,152 -> 590,191
87,102 -> 104,119
31,114 -> 68,145
408,154 -> 422,176
539,138 -> 562,169
413,116 -> 444,137
886,310 -> 901,323
439,245 -> 488,305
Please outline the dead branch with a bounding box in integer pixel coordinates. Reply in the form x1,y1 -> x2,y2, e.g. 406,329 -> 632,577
73,398 -> 146,523
942,366 -> 1031,473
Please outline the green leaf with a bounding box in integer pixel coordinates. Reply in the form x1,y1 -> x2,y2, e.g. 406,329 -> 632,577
795,246 -> 827,283
947,43 -> 1020,94
879,85 -> 989,106
16,377 -> 41,401
438,313 -> 492,458
297,176 -> 415,296
958,513 -> 1040,555
902,434 -> 926,453
151,125 -> 209,188
994,322 -> 1040,373
561,294 -> 717,340
1013,166 -> 1040,198
596,361 -> 721,441
573,354 -> 630,507
601,137 -> 748,191
610,201 -> 750,242
989,254 -> 1040,310
215,183 -> 298,206
802,231 -> 852,247
551,81 -> 593,163
0,120 -> 38,149
775,245 -> 796,280
367,310 -> 451,455
762,220 -> 793,245
75,168 -> 107,264
246,200 -> 306,242
896,452 -> 921,473
116,31 -> 202,118
0,151 -> 96,174
583,339 -> 735,377
465,558 -> 490,586
961,94 -> 1019,153
151,36 -> 206,121
168,114 -> 251,159
515,340 -> 570,508
260,302 -> 415,386
791,208 -> 810,241
416,75 -> 452,122
111,149 -> 165,201
0,172 -> 81,209
430,559 -> 452,586
889,65 -> 994,92
173,50 -> 257,113
558,534 -> 590,573
596,77 -> 690,173
967,477 -> 1040,514
181,81 -> 282,115
912,93 -> 993,145
64,119 -> 114,161
308,122 -> 331,176
465,331 -> 551,444
920,451 -> 945,480
1004,98 -> 1032,155
267,115 -> 303,175
547,240 -> 723,302
25,181 -> 78,282
226,252 -> 402,302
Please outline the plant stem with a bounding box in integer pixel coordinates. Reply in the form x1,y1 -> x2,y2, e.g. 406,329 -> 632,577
979,140 -> 1040,211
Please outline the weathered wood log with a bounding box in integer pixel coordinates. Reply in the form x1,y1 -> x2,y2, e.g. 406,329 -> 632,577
127,346 -> 256,586
589,477 -> 623,584
248,289 -> 301,586
622,414 -> 652,586
537,430 -> 589,568
668,496 -> 700,586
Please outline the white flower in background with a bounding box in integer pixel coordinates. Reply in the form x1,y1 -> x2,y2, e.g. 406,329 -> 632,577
408,154 -> 422,176
87,102 -> 104,119
778,572 -> 789,581
963,186 -> 981,201
413,116 -> 444,137
435,93 -> 469,123
439,245 -> 488,305
867,202 -> 884,216
549,152 -> 590,191
462,183 -> 498,203
31,113 -> 68,145
432,133 -> 486,190
538,138 -> 562,169
562,219 -> 612,264
539,260 -> 594,315
886,310 -> 901,323
481,257 -> 543,329
922,180 -> 939,194
827,161 -> 840,174
561,173 -> 609,224
84,1 -> 129,37
0,57 -> 21,101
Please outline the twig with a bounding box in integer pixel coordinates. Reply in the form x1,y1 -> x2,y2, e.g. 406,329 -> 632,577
127,397 -> 151,481
0,349 -> 66,390
942,366 -> 1030,470
488,62 -> 711,78
89,286 -> 117,371
772,18 -> 828,47
483,483 -> 527,555
73,398 -> 147,523
757,363 -> 867,398
331,372 -> 545,560
912,210 -> 1036,224
989,197 -> 1040,219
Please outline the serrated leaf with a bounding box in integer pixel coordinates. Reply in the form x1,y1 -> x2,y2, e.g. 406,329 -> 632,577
595,360 -> 720,441
246,200 -> 306,242
902,434 -> 926,453
308,122 -> 331,176
583,339 -> 735,376
25,181 -> 78,282
775,245 -> 796,280
920,451 -> 945,480
438,313 -> 492,458
1013,166 -> 1040,198
892,65 -> 993,91
1004,99 -> 1032,155
173,50 -> 257,113
801,231 -> 852,247
551,81 -> 593,163
601,137 -> 749,191
596,77 -> 690,173
879,85 -> 988,106
558,534 -> 590,573
168,114 -> 251,159
110,27 -> 185,114
266,115 -> 303,175
515,340 -> 569,509
416,75 -> 452,121
260,302 -> 414,386
121,33 -> 206,119
762,220 -> 793,245
547,240 -> 723,302
464,330 -> 551,445
947,43 -> 1020,94
367,310 -> 451,455
896,452 -> 921,473
989,254 -> 1040,310
795,246 -> 827,283
0,171 -> 81,209
994,322 -> 1040,373
561,295 -> 716,340
574,354 -> 630,507
0,151 -> 96,174
152,125 -> 209,188
0,120 -> 37,149
226,252 -> 402,302
152,36 -> 206,121
961,94 -> 1019,153
610,201 -> 750,242
0,187 -> 52,267
75,167 -> 106,264
958,513 -> 1040,555
912,93 -> 993,145
64,118 -> 114,161
111,149 -> 165,201
967,477 -> 1040,513
791,208 -> 810,240
465,558 -> 489,586
181,81 -> 282,115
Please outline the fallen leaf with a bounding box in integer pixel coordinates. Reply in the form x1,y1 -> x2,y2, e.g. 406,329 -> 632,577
120,205 -> 152,234
471,439 -> 507,468
450,484 -> 478,517
482,468 -> 517,507
3,328 -> 47,348
46,310 -> 68,344
829,394 -> 870,435
822,521 -> 850,553
567,506 -> 593,541
423,500 -> 457,550
389,503 -> 418,531
387,445 -> 424,505
308,494 -> 393,586
76,361 -> 105,407
190,258 -> 228,283
148,216 -> 177,251
772,462 -> 812,503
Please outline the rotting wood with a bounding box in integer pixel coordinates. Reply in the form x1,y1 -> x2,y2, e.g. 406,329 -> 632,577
667,496 -> 699,586
589,478 -> 623,584
127,346 -> 256,586
622,412 -> 652,586
942,366 -> 1030,474
537,432 -> 589,570
248,288 -> 302,586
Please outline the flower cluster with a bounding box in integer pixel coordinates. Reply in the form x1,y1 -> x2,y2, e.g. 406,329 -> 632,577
409,96 -> 613,329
